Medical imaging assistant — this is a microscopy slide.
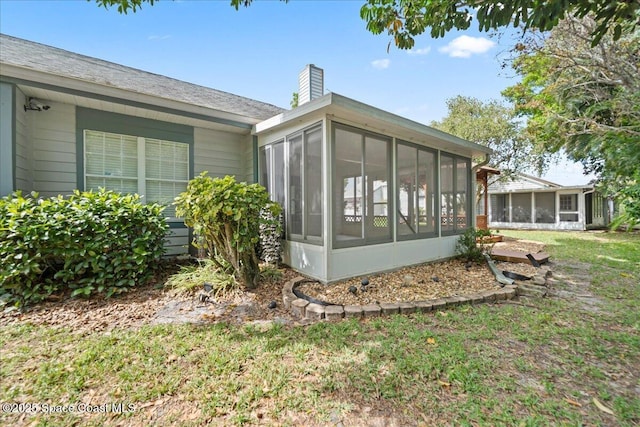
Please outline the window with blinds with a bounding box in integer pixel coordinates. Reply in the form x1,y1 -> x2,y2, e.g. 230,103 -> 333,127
84,130 -> 189,218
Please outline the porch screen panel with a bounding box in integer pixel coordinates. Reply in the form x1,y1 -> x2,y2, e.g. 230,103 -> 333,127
258,145 -> 271,192
418,149 -> 436,234
397,142 -> 436,238
288,134 -> 303,236
305,127 -> 322,238
490,194 -> 508,222
365,135 -> 390,240
397,144 -> 417,236
272,142 -> 285,210
535,193 -> 555,223
334,127 -> 363,241
456,158 -> 469,229
440,155 -> 454,233
260,143 -> 285,208
512,193 -> 532,223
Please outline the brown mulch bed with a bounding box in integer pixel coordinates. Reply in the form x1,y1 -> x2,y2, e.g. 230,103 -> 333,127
0,236 -> 544,331
296,259 -> 499,306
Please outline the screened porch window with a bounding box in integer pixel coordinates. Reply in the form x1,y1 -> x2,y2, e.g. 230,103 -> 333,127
333,125 -> 391,248
490,194 -> 508,222
259,141 -> 285,209
535,192 -> 555,223
397,141 -> 436,238
84,130 -> 189,217
260,125 -> 322,243
288,126 -> 323,241
440,154 -> 469,234
511,193 -> 532,222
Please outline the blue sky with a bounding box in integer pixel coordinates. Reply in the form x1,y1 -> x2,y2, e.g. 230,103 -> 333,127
0,0 -> 593,184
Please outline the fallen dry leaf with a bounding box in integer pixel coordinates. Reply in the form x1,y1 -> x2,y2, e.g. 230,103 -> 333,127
438,380 -> 451,387
564,397 -> 582,407
427,337 -> 437,345
593,397 -> 615,415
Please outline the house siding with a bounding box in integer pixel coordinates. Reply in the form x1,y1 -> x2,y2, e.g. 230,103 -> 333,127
244,135 -> 254,183
32,101 -> 76,198
0,82 -> 14,196
194,127 -> 249,180
14,86 -> 33,193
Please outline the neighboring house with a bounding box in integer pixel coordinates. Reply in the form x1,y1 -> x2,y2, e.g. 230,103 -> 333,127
1,35 -> 491,283
475,165 -> 500,230
488,173 -> 609,231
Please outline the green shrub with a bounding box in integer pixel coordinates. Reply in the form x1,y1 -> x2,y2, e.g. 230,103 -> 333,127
174,173 -> 281,289
455,227 -> 493,263
610,178 -> 640,231
0,190 -> 168,306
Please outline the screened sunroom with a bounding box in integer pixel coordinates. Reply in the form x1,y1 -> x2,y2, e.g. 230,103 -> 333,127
254,88 -> 490,283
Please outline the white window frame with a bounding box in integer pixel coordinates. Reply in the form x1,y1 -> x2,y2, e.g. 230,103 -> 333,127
558,193 -> 580,222
83,130 -> 189,220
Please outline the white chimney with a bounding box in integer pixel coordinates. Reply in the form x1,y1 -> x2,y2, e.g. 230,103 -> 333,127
298,64 -> 324,105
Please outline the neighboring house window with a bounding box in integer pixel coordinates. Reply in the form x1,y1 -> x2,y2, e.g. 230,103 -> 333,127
333,124 -> 391,248
490,194 -> 508,222
559,194 -> 579,222
535,192 -> 555,223
511,193 -> 532,223
397,141 -> 437,239
84,130 -> 189,218
260,125 -> 322,243
440,154 -> 470,234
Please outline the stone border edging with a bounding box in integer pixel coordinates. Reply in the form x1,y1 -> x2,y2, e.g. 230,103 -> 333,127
282,264 -> 553,322
281,278 -> 517,322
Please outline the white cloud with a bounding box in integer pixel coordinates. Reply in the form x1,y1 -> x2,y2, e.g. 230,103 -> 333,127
438,35 -> 495,58
407,47 -> 431,56
147,35 -> 172,41
371,59 -> 391,69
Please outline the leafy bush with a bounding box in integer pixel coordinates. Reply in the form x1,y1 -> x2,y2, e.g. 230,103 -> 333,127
0,190 -> 168,306
455,228 -> 493,262
610,178 -> 640,231
174,173 -> 282,289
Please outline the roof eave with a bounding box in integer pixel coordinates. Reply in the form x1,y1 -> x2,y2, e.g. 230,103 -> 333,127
1,63 -> 263,129
255,92 -> 492,158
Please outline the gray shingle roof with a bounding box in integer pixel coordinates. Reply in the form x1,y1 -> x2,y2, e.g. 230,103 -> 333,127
0,34 -> 285,121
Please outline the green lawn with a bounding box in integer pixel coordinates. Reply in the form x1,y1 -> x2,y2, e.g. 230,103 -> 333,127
1,231 -> 639,426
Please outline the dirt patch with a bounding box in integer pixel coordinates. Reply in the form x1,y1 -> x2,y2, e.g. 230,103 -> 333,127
0,267 -> 304,333
547,260 -> 603,312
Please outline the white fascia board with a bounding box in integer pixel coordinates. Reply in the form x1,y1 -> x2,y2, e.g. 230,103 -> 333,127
0,64 -> 258,128
329,94 -> 490,155
254,92 -> 492,159
254,93 -> 334,133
